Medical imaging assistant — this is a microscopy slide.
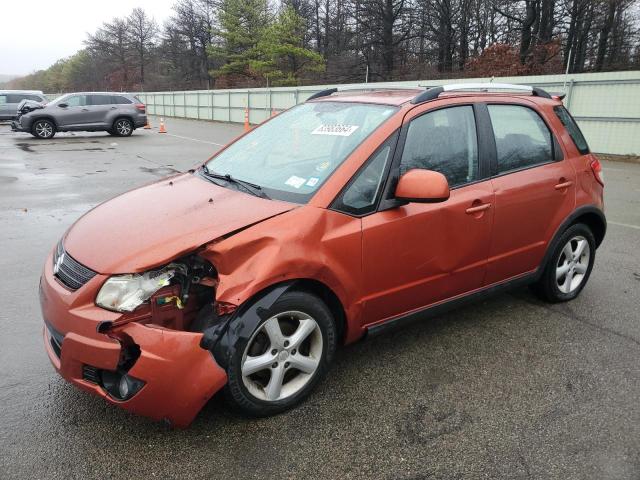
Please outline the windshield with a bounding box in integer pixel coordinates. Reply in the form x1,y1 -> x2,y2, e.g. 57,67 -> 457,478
49,94 -> 71,105
204,101 -> 397,203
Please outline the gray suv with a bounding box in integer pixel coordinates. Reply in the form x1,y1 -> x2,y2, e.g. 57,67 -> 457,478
0,90 -> 47,120
11,92 -> 147,139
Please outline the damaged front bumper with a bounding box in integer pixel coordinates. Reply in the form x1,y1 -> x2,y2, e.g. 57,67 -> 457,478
39,252 -> 228,427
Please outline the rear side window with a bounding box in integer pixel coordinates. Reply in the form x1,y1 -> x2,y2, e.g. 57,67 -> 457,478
7,94 -> 27,103
554,106 -> 589,154
400,105 -> 478,187
88,95 -> 112,105
488,105 -> 553,174
112,96 -> 132,104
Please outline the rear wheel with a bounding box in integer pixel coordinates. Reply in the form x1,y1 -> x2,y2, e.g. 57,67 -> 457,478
31,119 -> 56,139
531,223 -> 596,303
112,118 -> 133,137
225,291 -> 337,416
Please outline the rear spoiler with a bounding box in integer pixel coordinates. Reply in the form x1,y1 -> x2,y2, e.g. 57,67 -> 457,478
550,92 -> 567,101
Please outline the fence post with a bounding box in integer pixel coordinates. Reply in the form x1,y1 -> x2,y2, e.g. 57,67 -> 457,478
566,79 -> 575,111
247,90 -> 251,125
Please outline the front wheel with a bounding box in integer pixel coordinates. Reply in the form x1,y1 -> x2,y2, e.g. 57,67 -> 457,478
531,223 -> 596,303
225,291 -> 337,416
31,119 -> 56,139
112,118 -> 133,137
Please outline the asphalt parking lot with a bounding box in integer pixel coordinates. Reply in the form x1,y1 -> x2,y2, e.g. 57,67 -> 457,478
0,116 -> 639,479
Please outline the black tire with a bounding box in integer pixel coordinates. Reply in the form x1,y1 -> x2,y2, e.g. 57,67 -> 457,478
112,118 -> 133,137
531,223 -> 596,303
224,290 -> 337,416
31,119 -> 56,139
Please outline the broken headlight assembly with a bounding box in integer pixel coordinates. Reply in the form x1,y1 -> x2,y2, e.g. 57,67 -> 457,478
96,267 -> 176,312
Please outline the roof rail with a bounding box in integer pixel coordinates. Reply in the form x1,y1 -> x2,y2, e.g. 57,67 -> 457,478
306,88 -> 338,101
410,83 -> 552,104
306,85 -> 421,101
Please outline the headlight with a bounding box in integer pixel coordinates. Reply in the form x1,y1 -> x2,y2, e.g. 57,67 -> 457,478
96,267 -> 175,312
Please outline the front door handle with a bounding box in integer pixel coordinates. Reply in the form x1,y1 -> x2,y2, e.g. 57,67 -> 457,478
555,180 -> 573,190
81,108 -> 90,111
466,203 -> 491,214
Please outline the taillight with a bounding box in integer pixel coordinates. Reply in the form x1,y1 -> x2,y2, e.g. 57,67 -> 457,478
590,158 -> 604,186
135,103 -> 146,113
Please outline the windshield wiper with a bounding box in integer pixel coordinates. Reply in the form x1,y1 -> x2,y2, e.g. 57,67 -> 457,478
201,165 -> 270,199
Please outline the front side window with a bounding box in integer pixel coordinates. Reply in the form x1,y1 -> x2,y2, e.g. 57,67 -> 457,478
554,105 -> 589,154
333,140 -> 393,215
488,104 -> 553,174
399,105 -> 478,188
204,101 -> 397,203
0,95 -> 6,105
62,95 -> 86,107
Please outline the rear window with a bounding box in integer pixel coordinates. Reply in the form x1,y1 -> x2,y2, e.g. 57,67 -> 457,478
112,96 -> 132,104
554,106 -> 589,154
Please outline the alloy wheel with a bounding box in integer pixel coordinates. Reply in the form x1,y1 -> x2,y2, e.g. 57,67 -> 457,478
35,121 -> 53,138
241,311 -> 323,402
555,235 -> 590,294
115,119 -> 132,136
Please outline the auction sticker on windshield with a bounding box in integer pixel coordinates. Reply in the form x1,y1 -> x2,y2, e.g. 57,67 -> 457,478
285,175 -> 307,189
311,124 -> 359,136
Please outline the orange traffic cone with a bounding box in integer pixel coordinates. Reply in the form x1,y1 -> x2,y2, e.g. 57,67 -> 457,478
143,118 -> 151,129
244,107 -> 250,132
158,118 -> 167,133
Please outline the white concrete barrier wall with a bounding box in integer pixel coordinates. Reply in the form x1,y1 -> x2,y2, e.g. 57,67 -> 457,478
133,71 -> 640,155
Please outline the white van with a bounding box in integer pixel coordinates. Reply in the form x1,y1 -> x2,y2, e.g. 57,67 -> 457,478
0,90 -> 47,120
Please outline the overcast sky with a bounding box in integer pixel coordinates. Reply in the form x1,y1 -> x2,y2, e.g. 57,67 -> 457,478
0,0 -> 175,76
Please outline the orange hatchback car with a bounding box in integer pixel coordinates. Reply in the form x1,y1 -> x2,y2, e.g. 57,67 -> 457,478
40,84 -> 605,426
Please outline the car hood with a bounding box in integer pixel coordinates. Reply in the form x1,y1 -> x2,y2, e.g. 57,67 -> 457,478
63,173 -> 297,274
17,99 -> 45,115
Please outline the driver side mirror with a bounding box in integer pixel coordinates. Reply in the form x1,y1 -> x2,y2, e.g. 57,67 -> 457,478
58,103 -> 68,108
395,169 -> 450,203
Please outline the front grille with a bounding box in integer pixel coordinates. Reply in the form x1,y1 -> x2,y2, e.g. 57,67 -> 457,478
53,242 -> 97,291
82,365 -> 101,384
46,322 -> 64,358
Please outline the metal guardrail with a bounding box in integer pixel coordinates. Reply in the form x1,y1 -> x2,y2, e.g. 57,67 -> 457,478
51,71 -> 640,155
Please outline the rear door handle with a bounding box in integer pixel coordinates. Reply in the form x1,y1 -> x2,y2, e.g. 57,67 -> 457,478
466,203 -> 491,214
555,181 -> 573,190
81,108 -> 89,111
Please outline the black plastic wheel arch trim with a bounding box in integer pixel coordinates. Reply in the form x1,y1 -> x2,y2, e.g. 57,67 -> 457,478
533,205 -> 606,281
200,281 -> 296,369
